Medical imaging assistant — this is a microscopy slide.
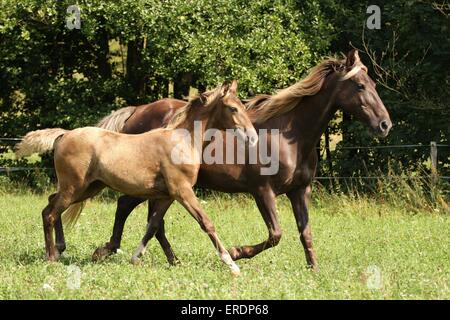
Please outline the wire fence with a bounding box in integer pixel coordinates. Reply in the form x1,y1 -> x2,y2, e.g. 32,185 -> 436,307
1,137 -> 449,180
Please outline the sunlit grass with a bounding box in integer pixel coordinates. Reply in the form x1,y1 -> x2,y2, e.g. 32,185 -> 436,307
0,191 -> 448,299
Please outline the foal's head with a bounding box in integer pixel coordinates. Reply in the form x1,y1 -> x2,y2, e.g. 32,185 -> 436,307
334,49 -> 392,137
204,80 -> 258,146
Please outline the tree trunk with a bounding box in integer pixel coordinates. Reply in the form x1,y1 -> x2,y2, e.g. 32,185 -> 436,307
315,141 -> 321,178
197,83 -> 207,94
159,78 -> 169,98
96,19 -> 111,78
325,126 -> 333,176
173,72 -> 192,99
341,112 -> 357,176
126,38 -> 145,102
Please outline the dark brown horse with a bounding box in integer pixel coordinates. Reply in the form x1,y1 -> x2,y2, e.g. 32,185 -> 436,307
88,50 -> 391,271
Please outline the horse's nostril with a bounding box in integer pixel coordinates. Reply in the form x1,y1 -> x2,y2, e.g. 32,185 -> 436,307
380,120 -> 389,131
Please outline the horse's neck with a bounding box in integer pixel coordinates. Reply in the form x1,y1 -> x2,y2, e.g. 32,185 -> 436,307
180,116 -> 210,155
280,81 -> 337,155
184,105 -> 222,142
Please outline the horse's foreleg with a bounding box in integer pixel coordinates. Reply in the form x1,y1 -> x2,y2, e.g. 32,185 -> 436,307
92,195 -> 144,262
228,188 -> 282,260
175,188 -> 240,276
131,198 -> 174,264
287,186 -> 318,271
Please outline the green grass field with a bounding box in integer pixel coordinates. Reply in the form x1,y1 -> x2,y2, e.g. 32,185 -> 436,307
0,191 -> 448,300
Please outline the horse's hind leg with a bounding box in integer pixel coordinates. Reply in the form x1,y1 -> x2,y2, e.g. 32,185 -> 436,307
55,216 -> 66,254
42,192 -> 72,261
175,187 -> 240,276
149,202 -> 179,265
48,193 -> 66,254
131,198 -> 174,265
45,181 -> 101,261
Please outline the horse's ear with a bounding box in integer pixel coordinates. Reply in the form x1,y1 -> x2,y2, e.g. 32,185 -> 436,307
228,80 -> 238,95
346,49 -> 360,67
220,80 -> 231,97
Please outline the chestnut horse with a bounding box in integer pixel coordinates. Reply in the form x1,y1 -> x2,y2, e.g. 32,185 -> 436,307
56,50 -> 392,271
16,81 -> 257,275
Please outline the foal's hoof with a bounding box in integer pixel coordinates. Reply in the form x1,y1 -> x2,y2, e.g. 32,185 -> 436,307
46,252 -> 60,262
310,265 -> 320,273
131,256 -> 141,266
92,246 -> 114,262
230,264 -> 241,277
306,263 -> 319,273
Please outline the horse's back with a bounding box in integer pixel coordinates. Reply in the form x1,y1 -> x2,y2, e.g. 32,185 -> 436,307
122,98 -> 186,134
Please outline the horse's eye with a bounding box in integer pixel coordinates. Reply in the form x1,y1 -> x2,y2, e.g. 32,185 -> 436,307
357,83 -> 365,91
228,106 -> 238,113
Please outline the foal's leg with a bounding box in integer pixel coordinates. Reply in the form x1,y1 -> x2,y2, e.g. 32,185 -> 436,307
48,193 -> 66,254
42,193 -> 72,261
228,188 -> 282,260
131,198 -> 174,264
148,200 -> 179,265
287,186 -> 318,271
54,217 -> 66,254
176,188 -> 240,275
92,195 -> 144,261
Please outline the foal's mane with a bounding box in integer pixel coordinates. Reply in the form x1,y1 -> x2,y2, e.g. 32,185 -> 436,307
246,57 -> 367,123
165,86 -> 223,130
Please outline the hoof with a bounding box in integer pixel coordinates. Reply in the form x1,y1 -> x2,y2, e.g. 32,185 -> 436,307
131,256 -> 141,266
228,247 -> 241,261
168,257 -> 181,266
231,264 -> 241,277
92,246 -> 114,262
56,244 -> 66,255
46,252 -> 60,262
308,264 -> 319,273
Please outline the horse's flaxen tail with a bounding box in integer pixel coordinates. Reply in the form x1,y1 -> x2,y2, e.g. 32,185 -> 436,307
62,201 -> 86,228
96,106 -> 136,132
15,128 -> 67,158
14,128 -> 86,227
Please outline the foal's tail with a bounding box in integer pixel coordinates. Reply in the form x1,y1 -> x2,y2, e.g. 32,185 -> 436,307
15,128 -> 67,158
96,106 -> 136,132
62,201 -> 86,228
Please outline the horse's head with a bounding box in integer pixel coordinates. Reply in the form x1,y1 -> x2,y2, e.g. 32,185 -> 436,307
335,49 -> 392,137
209,80 -> 258,146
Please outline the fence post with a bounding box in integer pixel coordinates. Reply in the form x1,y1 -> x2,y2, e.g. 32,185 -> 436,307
430,141 -> 438,184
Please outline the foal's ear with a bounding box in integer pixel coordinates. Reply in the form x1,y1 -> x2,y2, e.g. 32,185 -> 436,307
228,80 -> 238,95
346,49 -> 360,67
220,80 -> 231,97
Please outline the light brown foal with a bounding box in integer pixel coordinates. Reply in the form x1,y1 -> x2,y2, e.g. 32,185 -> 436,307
16,81 -> 257,275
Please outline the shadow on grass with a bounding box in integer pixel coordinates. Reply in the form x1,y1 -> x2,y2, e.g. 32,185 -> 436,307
13,245 -> 184,271
13,247 -> 127,267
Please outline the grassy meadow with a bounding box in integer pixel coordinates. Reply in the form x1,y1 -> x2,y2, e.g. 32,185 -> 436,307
0,187 -> 448,300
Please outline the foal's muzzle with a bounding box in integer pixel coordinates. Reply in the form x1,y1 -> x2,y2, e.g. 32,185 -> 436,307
237,128 -> 258,147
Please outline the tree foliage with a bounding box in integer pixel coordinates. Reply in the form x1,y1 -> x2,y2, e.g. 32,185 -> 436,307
0,0 -> 448,180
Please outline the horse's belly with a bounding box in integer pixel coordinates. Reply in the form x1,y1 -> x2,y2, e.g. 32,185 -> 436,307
197,163 -> 248,192
99,168 -> 167,198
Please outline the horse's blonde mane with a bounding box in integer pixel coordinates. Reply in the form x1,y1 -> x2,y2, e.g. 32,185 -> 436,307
246,57 -> 366,123
165,86 -> 223,129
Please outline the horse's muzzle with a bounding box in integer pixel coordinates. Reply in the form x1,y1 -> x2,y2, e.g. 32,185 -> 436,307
377,119 -> 392,137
